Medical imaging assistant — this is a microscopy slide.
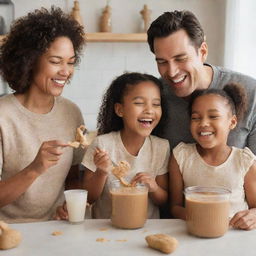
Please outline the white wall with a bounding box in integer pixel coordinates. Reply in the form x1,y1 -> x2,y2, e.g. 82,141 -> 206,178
224,0 -> 256,78
8,0 -> 226,130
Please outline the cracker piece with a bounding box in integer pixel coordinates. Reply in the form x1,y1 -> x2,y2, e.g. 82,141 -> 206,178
51,231 -> 63,236
145,234 -> 178,254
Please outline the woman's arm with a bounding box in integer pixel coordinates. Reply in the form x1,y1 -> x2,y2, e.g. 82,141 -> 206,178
0,140 -> 67,208
169,153 -> 186,220
230,161 -> 256,230
0,166 -> 40,208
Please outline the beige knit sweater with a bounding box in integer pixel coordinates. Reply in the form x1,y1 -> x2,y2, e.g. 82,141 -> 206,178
0,94 -> 84,223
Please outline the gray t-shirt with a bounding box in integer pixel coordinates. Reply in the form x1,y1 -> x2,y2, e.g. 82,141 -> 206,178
163,64 -> 256,153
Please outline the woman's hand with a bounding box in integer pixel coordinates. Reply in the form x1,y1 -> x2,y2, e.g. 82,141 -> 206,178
131,172 -> 158,192
53,202 -> 68,221
94,148 -> 112,175
28,140 -> 68,175
230,209 -> 256,230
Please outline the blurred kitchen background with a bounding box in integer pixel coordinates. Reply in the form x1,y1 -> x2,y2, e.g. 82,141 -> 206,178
0,0 -> 255,130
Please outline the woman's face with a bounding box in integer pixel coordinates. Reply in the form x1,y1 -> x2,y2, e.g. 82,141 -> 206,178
31,36 -> 76,97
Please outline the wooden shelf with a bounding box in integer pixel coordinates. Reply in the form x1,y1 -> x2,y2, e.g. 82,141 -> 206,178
86,33 -> 147,42
0,33 -> 147,43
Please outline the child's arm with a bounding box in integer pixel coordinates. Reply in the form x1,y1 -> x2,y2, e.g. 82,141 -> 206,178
83,148 -> 111,204
230,161 -> 256,230
169,153 -> 186,220
131,172 -> 168,206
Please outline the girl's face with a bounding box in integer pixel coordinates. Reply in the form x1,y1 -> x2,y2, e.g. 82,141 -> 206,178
115,81 -> 162,138
30,36 -> 76,97
190,94 -> 237,149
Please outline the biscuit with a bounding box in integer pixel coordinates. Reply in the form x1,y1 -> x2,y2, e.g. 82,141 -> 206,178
68,125 -> 88,149
0,221 -> 22,250
145,233 -> 178,254
112,161 -> 132,187
68,141 -> 80,148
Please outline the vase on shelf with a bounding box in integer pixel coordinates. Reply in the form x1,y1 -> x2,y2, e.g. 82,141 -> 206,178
140,4 -> 151,33
70,0 -> 83,26
99,4 -> 112,32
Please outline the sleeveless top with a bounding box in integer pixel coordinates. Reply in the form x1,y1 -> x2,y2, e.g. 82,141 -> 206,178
173,142 -> 256,217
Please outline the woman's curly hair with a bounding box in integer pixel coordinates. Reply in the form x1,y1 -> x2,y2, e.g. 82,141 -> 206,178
97,72 -> 169,137
0,6 -> 85,93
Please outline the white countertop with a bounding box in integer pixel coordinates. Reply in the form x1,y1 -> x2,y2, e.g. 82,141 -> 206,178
2,219 -> 256,256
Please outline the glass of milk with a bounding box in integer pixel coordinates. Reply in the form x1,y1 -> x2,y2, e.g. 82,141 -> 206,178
64,189 -> 88,224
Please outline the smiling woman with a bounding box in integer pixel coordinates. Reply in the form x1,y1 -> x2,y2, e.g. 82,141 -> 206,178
0,6 -> 86,223
30,36 -> 76,104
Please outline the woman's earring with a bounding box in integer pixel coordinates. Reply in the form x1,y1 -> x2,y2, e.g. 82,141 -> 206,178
117,111 -> 123,117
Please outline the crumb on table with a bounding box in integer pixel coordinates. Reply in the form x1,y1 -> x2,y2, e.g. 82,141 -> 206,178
51,231 -> 63,236
99,228 -> 109,231
96,238 -> 110,242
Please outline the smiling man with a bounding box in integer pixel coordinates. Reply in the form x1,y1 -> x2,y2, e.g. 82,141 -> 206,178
147,10 -> 256,154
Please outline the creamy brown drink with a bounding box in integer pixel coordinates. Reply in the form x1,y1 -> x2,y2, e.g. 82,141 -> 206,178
185,186 -> 230,238
110,182 -> 148,229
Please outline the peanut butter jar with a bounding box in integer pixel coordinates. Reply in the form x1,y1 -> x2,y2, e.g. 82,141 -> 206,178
185,186 -> 231,238
110,180 -> 148,229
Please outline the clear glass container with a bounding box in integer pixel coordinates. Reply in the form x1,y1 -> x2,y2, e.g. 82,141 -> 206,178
185,186 -> 231,238
0,0 -> 14,34
110,180 -> 148,229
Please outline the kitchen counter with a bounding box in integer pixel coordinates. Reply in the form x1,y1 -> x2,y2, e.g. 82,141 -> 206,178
2,219 -> 256,255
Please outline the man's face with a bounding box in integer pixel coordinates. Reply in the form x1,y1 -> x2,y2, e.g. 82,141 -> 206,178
153,29 -> 208,98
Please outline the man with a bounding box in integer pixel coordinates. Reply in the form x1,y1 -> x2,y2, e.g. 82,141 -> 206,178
147,10 -> 256,154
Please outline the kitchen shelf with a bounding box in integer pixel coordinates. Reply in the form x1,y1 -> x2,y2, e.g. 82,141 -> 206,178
86,32 -> 147,42
0,33 -> 147,43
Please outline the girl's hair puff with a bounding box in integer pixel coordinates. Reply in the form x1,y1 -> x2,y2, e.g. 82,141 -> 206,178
189,83 -> 247,121
97,72 -> 169,136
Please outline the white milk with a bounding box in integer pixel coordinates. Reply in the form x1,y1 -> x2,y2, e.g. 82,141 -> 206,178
64,189 -> 88,224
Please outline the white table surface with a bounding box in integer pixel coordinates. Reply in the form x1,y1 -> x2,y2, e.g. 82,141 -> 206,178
1,219 -> 256,256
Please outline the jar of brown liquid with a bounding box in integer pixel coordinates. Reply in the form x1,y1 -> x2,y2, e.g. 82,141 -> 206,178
185,186 -> 231,238
110,180 -> 148,229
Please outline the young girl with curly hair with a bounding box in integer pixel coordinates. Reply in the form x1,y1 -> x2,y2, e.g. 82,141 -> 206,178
169,83 -> 256,230
82,72 -> 170,219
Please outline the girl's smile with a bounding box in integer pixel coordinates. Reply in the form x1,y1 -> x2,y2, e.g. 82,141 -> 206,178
190,94 -> 237,149
115,81 -> 162,138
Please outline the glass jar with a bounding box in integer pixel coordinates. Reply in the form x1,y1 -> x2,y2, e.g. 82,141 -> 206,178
110,180 -> 148,229
185,186 -> 231,238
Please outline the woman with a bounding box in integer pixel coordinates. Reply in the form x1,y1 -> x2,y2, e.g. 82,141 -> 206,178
0,6 -> 86,223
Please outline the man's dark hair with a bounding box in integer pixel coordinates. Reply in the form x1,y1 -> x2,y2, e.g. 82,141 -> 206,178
147,10 -> 204,53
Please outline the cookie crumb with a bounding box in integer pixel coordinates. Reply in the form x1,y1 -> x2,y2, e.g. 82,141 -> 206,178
51,231 -> 63,236
99,228 -> 109,231
96,238 -> 110,242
